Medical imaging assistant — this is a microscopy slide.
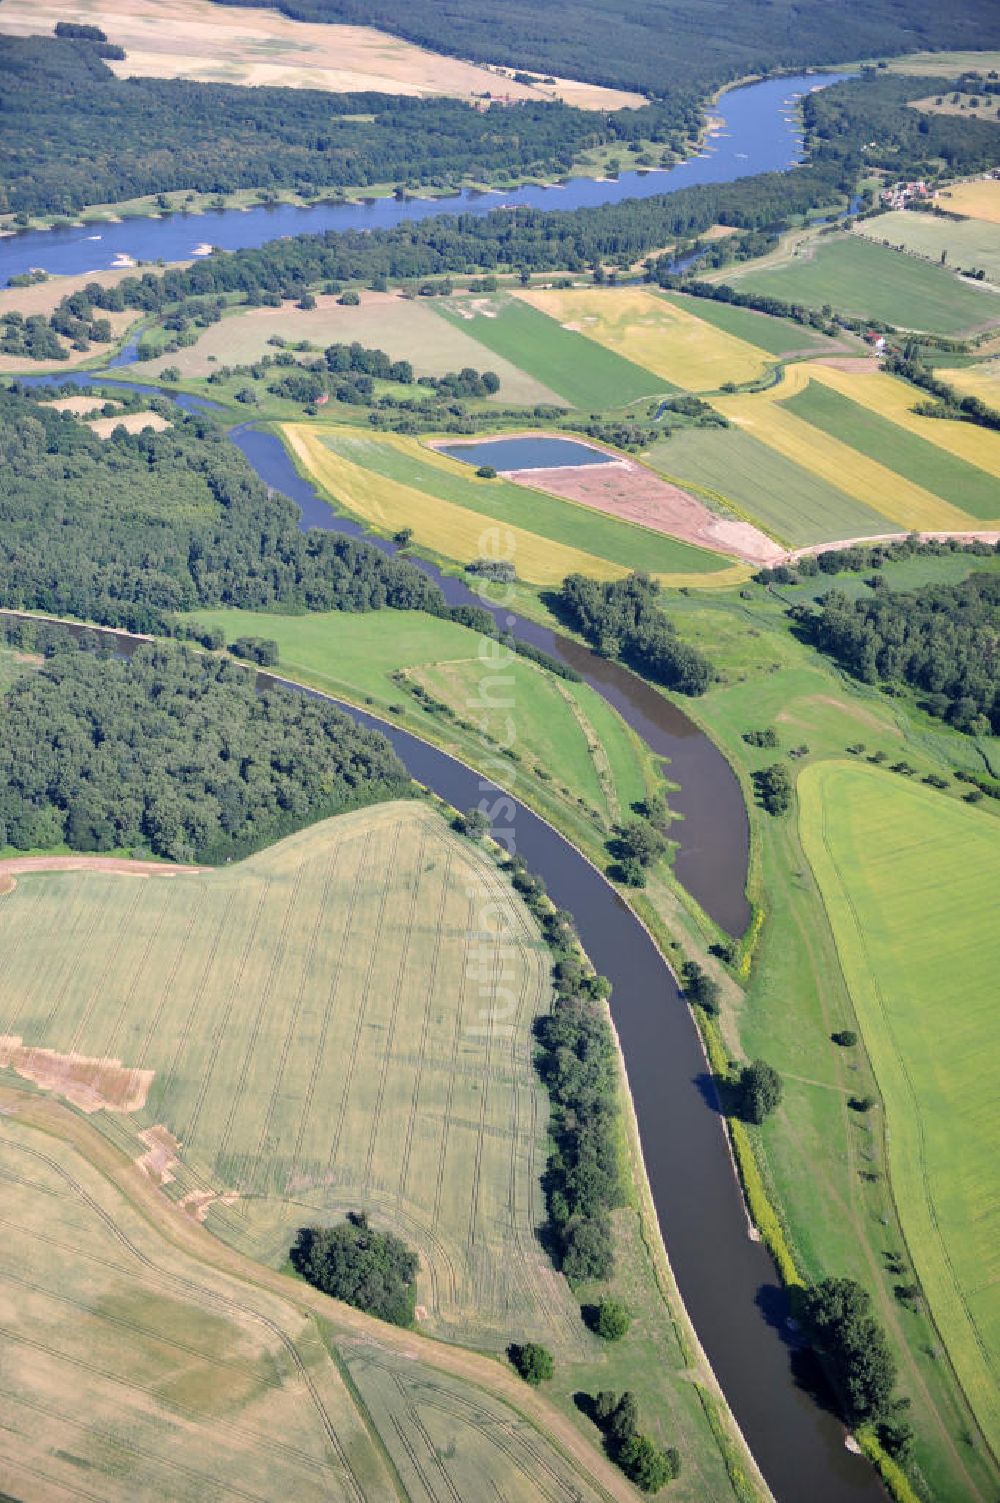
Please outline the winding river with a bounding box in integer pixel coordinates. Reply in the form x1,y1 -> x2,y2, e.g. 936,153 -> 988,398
7,65 -> 885,1501
0,71 -> 849,282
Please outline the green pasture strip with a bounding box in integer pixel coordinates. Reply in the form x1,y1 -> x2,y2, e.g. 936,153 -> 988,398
799,762 -> 1000,1459
433,295 -> 670,408
324,432 -> 728,574
177,607 -> 656,851
774,550 -> 1000,603
729,235 -> 998,335
644,426 -> 895,546
659,292 -> 836,357
784,380 -> 1000,520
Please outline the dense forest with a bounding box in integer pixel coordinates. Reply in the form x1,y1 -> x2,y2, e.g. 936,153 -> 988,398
0,34 -> 694,218
210,0 -> 1000,97
556,574 -> 713,695
0,387 -> 442,630
0,638 -> 411,862
799,574 -> 1000,734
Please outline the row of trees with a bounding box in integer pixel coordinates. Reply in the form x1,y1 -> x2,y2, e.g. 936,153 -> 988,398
0,636 -> 411,863
556,573 -> 713,695
799,574 -> 1000,734
0,386 -> 443,632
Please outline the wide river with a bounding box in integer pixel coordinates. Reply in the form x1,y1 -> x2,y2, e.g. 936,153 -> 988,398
9,64 -> 884,1501
0,71 -> 849,282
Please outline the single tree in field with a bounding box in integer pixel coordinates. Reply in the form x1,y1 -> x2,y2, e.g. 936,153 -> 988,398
509,1342 -> 554,1385
738,1059 -> 783,1124
593,1296 -> 631,1341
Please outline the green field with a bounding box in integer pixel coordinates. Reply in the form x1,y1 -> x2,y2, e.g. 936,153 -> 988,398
643,426 -> 895,545
660,292 -> 839,357
857,210 -> 1000,286
182,607 -> 656,857
322,430 -> 727,574
798,762 -> 1000,1460
783,380 -> 1000,520
434,294 -> 668,408
729,234 -> 999,335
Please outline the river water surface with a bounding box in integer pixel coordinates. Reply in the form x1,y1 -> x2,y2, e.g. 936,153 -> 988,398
0,71 -> 849,282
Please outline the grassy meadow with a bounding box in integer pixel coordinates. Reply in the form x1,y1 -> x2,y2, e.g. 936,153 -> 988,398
282,424 -> 732,584
643,426 -> 895,546
435,293 -> 668,409
659,290 -> 841,357
799,762 -> 1000,1461
856,208 -> 1000,285
181,605 -> 658,863
727,232 -> 1000,334
516,285 -> 775,391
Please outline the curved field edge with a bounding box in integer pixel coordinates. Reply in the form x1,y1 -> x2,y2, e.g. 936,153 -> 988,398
797,761 -> 1000,1464
0,1093 -> 636,1503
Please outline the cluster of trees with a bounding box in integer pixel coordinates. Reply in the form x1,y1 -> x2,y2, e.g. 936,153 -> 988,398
0,386 -> 443,631
213,0 -> 997,99
556,573 -> 712,695
800,1278 -> 912,1459
755,535 -> 998,589
753,762 -> 793,815
0,33 -> 689,218
799,574 -> 1000,734
652,272 -> 843,338
290,1213 -> 419,1326
885,354 -> 1000,434
0,312 -> 68,361
589,1390 -> 680,1493
0,637 -> 410,863
509,1342 -> 555,1385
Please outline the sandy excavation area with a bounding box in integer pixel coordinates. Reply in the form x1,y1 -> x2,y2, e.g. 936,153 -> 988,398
508,457 -> 785,565
0,0 -> 643,108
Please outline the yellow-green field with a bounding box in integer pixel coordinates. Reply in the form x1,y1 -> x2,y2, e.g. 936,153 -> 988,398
282,424 -> 742,586
713,364 -> 996,534
935,179 -> 1000,226
516,285 -> 775,391
798,763 -> 1000,1458
0,1100 -> 629,1503
0,803 -> 587,1357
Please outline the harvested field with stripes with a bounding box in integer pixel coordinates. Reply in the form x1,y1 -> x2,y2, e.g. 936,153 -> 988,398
0,802 -> 587,1357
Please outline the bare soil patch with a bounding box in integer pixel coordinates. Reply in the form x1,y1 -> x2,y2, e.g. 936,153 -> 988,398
42,395 -> 122,418
507,458 -> 785,565
0,854 -> 203,880
136,1124 -> 181,1183
0,1035 -> 154,1113
813,356 -> 883,374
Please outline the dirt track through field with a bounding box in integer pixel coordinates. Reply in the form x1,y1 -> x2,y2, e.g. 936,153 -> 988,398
0,855 -> 205,898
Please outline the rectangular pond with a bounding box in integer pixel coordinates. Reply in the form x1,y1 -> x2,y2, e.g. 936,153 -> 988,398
437,435 -> 617,471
